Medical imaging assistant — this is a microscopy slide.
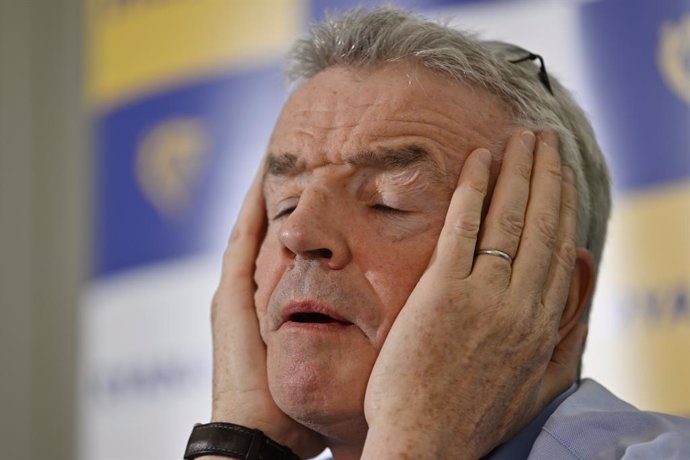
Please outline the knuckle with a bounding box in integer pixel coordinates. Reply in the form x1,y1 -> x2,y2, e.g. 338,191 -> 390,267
465,177 -> 488,196
534,212 -> 558,245
563,175 -> 577,193
547,164 -> 563,180
562,197 -> 578,214
497,209 -> 524,239
555,238 -> 577,268
450,214 -> 481,239
515,162 -> 532,182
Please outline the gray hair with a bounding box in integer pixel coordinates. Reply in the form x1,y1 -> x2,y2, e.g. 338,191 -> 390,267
286,7 -> 611,310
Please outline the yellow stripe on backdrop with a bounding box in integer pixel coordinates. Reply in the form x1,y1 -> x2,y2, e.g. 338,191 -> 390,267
85,0 -> 304,109
600,181 -> 690,416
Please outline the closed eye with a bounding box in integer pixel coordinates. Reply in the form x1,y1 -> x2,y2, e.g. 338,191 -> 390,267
273,206 -> 296,220
371,204 -> 406,214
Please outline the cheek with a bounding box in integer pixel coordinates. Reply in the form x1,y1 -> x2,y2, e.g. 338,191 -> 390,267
362,229 -> 441,346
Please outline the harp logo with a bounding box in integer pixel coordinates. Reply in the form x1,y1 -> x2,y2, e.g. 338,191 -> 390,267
658,14 -> 690,105
135,117 -> 209,217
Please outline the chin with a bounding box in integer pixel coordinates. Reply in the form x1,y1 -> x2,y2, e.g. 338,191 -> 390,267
266,337 -> 373,442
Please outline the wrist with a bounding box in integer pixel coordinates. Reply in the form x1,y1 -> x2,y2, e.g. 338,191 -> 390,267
210,398 -> 325,458
362,418 -> 479,460
211,408 -> 286,447
209,413 -> 315,459
184,422 -> 301,460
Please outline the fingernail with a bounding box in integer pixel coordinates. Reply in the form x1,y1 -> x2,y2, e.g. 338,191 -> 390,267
563,165 -> 575,184
520,131 -> 536,151
476,148 -> 492,167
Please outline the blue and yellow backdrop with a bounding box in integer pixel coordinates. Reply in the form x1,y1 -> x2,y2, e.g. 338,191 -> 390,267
81,1 -> 689,459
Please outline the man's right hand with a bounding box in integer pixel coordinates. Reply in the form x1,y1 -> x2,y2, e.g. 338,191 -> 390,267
207,170 -> 325,459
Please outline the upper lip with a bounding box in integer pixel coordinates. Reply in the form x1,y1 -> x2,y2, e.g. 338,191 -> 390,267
280,300 -> 353,326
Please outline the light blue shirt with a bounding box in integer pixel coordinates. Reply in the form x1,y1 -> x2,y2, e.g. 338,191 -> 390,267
492,378 -> 690,459
318,379 -> 690,459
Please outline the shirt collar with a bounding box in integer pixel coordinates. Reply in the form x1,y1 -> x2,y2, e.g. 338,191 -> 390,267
485,382 -> 579,460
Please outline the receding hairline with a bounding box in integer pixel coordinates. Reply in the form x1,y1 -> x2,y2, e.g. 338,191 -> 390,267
285,6 -> 612,268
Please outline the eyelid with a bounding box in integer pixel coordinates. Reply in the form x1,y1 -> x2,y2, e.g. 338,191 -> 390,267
271,198 -> 299,220
372,189 -> 405,210
273,206 -> 295,220
371,203 -> 407,214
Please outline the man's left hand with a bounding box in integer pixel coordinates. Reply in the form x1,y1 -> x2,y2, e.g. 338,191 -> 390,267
362,130 -> 588,459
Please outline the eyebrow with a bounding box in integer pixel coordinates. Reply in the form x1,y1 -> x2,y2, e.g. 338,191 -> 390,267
347,145 -> 431,169
264,145 -> 446,182
265,152 -> 300,176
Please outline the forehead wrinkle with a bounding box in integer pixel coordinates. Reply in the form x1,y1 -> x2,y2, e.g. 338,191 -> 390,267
263,145 -> 451,193
381,106 -> 459,128
289,119 -> 362,130
346,145 -> 449,187
290,100 -> 385,129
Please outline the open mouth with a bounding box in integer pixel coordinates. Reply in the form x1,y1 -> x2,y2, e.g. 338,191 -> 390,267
289,312 -> 352,326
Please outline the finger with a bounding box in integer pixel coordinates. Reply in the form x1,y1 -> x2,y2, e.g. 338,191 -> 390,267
511,130 -> 562,294
212,169 -> 269,398
542,165 -> 578,314
218,169 -> 267,298
433,148 -> 492,279
473,130 -> 535,277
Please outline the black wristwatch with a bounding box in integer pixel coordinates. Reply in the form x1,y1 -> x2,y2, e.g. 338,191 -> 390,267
184,422 -> 301,460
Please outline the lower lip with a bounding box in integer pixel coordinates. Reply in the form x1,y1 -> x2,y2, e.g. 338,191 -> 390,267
283,321 -> 355,332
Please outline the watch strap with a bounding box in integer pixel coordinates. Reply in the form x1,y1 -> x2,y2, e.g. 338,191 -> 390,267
184,422 -> 300,460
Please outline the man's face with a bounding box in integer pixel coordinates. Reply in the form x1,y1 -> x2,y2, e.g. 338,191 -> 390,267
254,61 -> 508,438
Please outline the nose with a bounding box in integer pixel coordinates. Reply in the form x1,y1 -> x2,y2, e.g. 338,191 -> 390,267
278,189 -> 352,270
